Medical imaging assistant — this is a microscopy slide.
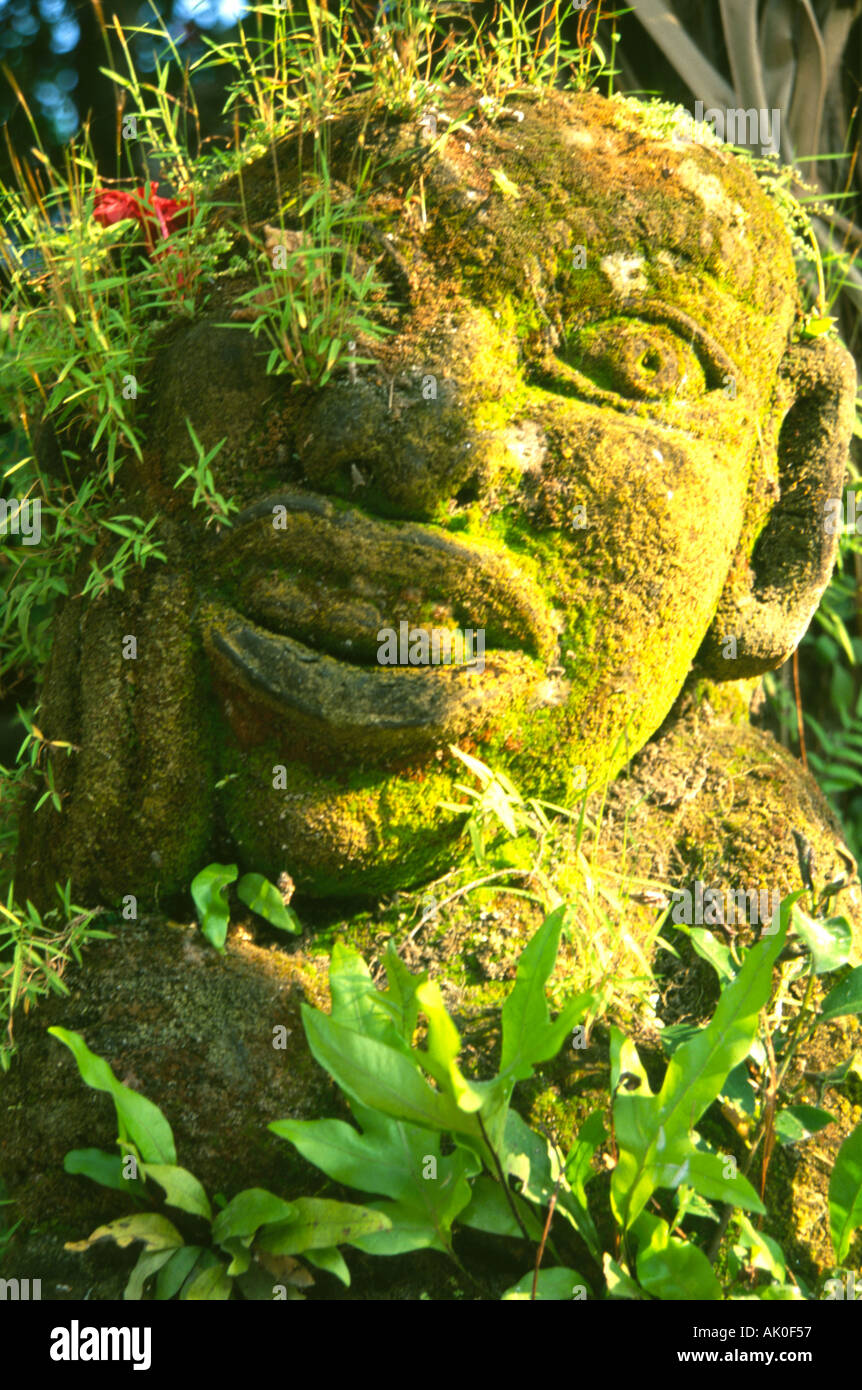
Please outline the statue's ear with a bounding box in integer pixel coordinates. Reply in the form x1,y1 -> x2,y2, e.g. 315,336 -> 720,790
698,336 -> 857,679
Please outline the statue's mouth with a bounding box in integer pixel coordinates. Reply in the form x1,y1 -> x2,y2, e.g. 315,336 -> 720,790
199,491 -> 565,756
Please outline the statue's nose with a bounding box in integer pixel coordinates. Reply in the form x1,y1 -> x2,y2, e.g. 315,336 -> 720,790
296,375 -> 547,521
295,372 -> 482,519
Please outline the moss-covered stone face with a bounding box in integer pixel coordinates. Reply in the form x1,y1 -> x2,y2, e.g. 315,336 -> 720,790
17,90 -> 857,904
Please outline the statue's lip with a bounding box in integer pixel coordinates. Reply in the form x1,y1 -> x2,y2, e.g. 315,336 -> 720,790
211,489 -> 560,665
200,598 -> 552,757
202,491 -> 564,753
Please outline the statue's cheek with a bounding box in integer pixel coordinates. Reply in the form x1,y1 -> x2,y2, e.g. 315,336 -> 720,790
523,403 -> 749,569
123,573 -> 218,897
20,573 -> 217,910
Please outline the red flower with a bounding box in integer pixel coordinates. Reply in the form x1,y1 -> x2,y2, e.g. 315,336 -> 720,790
92,188 -> 140,228
93,183 -> 195,257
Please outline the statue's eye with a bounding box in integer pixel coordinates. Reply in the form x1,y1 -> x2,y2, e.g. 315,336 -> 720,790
559,320 -> 708,401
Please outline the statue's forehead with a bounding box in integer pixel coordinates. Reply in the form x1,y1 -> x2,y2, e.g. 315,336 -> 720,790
439,105 -> 799,383
453,93 -> 796,289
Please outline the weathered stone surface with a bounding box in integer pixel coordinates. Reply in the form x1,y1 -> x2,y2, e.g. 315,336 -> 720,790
0,916 -> 340,1297
3,687 -> 861,1295
4,86 -> 861,1298
14,87 -> 857,907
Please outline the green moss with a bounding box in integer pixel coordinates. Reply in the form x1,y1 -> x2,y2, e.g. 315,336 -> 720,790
16,85 -> 851,913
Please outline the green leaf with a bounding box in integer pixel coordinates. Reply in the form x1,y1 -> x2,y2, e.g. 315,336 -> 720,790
564,1110 -> 606,1186
638,1236 -> 722,1300
609,1027 -> 654,1096
801,316 -> 837,338
210,1188 -> 297,1245
500,904 -> 592,1080
347,1198 -> 446,1255
830,1121 -> 862,1263
603,1254 -> 646,1300
660,1022 -> 706,1057
269,1115 -> 402,1200
502,1106 -> 559,1203
236,873 -> 301,934
612,913 -> 787,1229
304,1245 -> 351,1286
672,925 -> 736,984
124,1247 -> 176,1300
328,941 -> 410,1049
63,1148 -> 148,1197
67,1213 -> 184,1253
220,1236 -> 253,1276
415,978 -> 487,1112
504,1108 -> 601,1258
559,1111 -> 606,1257
270,1108 -> 476,1248
142,1164 -> 213,1221
301,1005 -> 478,1138
634,1212 -> 722,1300
792,908 -> 853,974
256,1197 -> 391,1255
774,1106 -> 834,1146
156,1245 -> 204,1300
502,1267 -> 591,1300
733,1213 -> 788,1284
675,1186 -> 719,1222
720,1062 -> 758,1118
820,967 -> 862,1022
381,941 -> 424,1043
185,1262 -> 233,1300
459,1176 -> 544,1241
190,862 -> 237,952
677,1150 -> 765,1214
49,1028 -> 176,1164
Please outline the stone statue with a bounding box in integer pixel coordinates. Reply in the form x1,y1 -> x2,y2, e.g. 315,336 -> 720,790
5,85 -> 862,1296
15,88 -> 857,917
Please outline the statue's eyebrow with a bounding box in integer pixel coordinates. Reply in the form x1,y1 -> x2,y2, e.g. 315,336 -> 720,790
619,296 -> 740,388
